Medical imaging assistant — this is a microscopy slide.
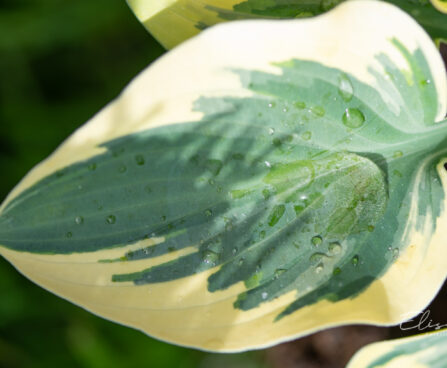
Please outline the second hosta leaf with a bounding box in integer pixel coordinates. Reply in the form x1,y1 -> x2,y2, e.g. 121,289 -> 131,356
126,0 -> 447,49
347,328 -> 447,367
1,0 -> 447,351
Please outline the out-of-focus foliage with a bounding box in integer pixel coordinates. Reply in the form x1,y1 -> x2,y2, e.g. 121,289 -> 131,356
0,0 -> 267,366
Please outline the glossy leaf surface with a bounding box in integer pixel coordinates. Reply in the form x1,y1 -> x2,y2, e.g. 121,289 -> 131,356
126,0 -> 447,49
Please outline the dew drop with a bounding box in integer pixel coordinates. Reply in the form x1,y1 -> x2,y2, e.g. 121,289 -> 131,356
301,131 -> 312,141
352,255 -> 359,266
268,128 -> 275,135
393,151 -> 403,158
367,225 -> 375,232
232,247 -> 238,255
106,215 -> 116,224
261,292 -> 269,300
230,189 -> 251,199
66,232 -> 73,238
205,159 -> 223,176
135,154 -> 145,165
333,267 -> 342,276
311,235 -> 323,247
310,106 -> 325,117
202,250 -> 219,265
268,101 -> 276,108
273,137 -> 283,147
338,73 -> 354,101
262,188 -> 272,200
294,101 -> 306,109
75,216 -> 84,225
268,204 -> 285,227
328,242 -> 342,255
264,161 -> 272,168
294,205 -> 305,216
342,108 -> 365,128
238,258 -> 245,266
204,209 -> 213,217
309,253 -> 324,263
392,248 -> 400,259
274,268 -> 286,279
315,263 -> 324,274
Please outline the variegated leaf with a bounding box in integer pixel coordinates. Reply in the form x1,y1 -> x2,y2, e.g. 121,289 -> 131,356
1,0 -> 447,351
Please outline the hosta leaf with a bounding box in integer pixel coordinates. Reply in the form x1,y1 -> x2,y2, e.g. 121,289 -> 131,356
347,328 -> 447,368
126,0 -> 447,49
431,0 -> 447,14
1,0 -> 447,351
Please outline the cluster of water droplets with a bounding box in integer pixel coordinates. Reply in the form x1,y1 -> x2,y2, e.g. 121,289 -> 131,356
63,150 -> 151,239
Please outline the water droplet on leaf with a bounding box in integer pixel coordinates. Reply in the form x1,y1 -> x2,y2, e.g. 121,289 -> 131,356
338,73 -> 354,101
328,242 -> 342,254
342,108 -> 365,128
315,263 -> 324,274
268,205 -> 285,227
135,155 -> 145,165
262,188 -> 272,200
310,106 -> 325,117
309,253 -> 324,263
311,235 -> 323,246
202,250 -> 219,266
274,268 -> 286,279
333,267 -> 342,276
301,131 -> 312,141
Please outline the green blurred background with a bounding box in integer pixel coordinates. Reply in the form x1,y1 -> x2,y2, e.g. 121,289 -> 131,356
0,1 -> 268,367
